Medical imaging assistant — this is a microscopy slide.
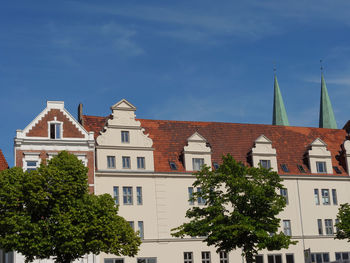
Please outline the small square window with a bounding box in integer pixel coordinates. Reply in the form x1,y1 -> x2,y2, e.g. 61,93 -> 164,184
316,161 -> 327,173
281,164 -> 289,172
122,156 -> 131,169
26,161 -> 38,171
121,131 -> 129,143
107,156 -> 116,169
259,160 -> 271,169
193,158 -> 204,171
169,161 -> 177,170
137,157 -> 145,169
213,162 -> 219,170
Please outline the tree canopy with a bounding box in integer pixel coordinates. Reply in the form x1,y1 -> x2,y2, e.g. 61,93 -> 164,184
0,151 -> 141,263
172,154 -> 296,263
335,203 -> 350,241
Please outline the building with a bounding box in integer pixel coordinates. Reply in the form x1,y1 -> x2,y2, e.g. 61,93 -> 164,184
14,73 -> 350,263
0,149 -> 8,171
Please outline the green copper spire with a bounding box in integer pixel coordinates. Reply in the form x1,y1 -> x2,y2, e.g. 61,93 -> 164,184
319,73 -> 337,128
272,74 -> 289,126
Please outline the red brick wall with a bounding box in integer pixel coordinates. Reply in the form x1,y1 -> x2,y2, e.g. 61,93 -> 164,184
16,150 -> 94,193
26,109 -> 84,138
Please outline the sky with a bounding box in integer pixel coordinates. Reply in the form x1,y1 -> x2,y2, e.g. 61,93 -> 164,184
1,1 -> 350,166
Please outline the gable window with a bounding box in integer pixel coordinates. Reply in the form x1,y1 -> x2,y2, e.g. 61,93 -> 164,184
281,164 -> 289,172
325,219 -> 333,235
332,189 -> 338,205
137,157 -> 145,169
50,123 -> 61,139
121,131 -> 129,143
283,220 -> 292,236
169,161 -> 177,170
122,156 -> 131,169
316,161 -> 327,173
321,189 -> 330,205
113,186 -> 119,205
280,188 -> 288,205
107,156 -> 116,169
201,252 -> 211,263
193,158 -> 204,171
314,189 -> 320,205
259,160 -> 271,169
219,252 -> 228,263
123,187 -> 133,205
184,252 -> 193,263
213,162 -> 220,170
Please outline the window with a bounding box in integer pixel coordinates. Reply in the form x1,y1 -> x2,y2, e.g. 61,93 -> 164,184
197,187 -> 206,205
297,164 -> 306,173
26,161 -> 38,171
193,158 -> 204,171
219,251 -> 228,263
188,187 -> 194,205
104,259 -> 124,263
0,250 -> 14,263
311,253 -> 329,263
213,162 -> 220,170
50,123 -> 61,139
128,221 -> 134,231
122,156 -> 130,169
121,131 -> 129,143
267,254 -> 282,263
286,254 -> 294,263
335,219 -> 339,233
137,157 -> 145,169
283,220 -> 292,236
201,251 -> 211,263
325,219 -> 333,235
332,189 -> 338,205
113,186 -> 119,205
335,252 -> 350,261
138,221 -> 144,239
318,219 -> 323,235
314,189 -> 320,205
260,160 -> 271,169
137,258 -> 157,263
107,156 -> 116,169
316,161 -> 327,173
281,164 -> 289,172
169,161 -> 177,170
255,255 -> 264,263
280,188 -> 288,205
333,166 -> 342,174
123,187 -> 133,205
136,187 -> 142,205
184,252 -> 193,263
321,189 -> 330,205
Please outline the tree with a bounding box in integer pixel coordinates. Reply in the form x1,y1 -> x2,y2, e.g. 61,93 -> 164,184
172,154 -> 296,263
0,151 -> 141,263
335,203 -> 350,240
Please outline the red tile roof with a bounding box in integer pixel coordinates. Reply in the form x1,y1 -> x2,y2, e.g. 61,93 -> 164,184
0,149 -> 9,170
82,115 -> 348,176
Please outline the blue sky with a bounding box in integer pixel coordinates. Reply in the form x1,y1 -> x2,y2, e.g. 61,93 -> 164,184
2,1 -> 350,166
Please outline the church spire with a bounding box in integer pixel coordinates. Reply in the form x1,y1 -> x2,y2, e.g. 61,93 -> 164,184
319,69 -> 337,129
272,71 -> 289,126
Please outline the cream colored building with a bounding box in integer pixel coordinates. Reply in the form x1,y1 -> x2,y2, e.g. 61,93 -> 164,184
80,98 -> 350,263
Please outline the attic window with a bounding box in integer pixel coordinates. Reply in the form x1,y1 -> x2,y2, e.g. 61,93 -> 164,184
50,123 -> 61,139
169,162 -> 177,170
297,164 -> 306,173
213,162 -> 219,170
281,164 -> 289,173
333,166 -> 342,174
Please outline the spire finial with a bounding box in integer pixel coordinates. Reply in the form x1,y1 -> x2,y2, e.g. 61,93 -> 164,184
273,62 -> 276,75
320,59 -> 324,73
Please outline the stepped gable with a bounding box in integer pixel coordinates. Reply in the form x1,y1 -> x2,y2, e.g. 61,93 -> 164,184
26,109 -> 85,138
0,149 -> 8,170
83,115 -> 347,175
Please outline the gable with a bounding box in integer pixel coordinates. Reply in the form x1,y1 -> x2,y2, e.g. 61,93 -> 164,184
26,109 -> 85,138
111,99 -> 136,111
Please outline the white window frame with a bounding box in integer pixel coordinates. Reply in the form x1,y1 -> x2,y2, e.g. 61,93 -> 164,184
184,252 -> 193,263
138,221 -> 144,239
137,258 -> 157,263
332,189 -> 338,205
335,252 -> 350,261
318,219 -> 323,235
314,189 -> 320,205
325,219 -> 333,235
201,251 -> 211,263
259,159 -> 271,169
122,156 -> 131,169
197,187 -> 206,205
316,161 -> 327,173
188,187 -> 194,205
121,131 -> 129,143
283,220 -> 292,236
136,186 -> 143,205
137,157 -> 145,169
321,189 -> 330,205
193,158 -> 204,171
311,253 -> 329,263
286,254 -> 294,263
107,156 -> 116,169
267,254 -> 282,263
48,120 -> 63,140
113,186 -> 119,205
219,251 -> 229,263
280,188 -> 288,205
22,152 -> 41,171
104,259 -> 124,263
123,187 -> 133,205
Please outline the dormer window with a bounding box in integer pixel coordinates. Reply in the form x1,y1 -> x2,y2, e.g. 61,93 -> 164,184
316,161 -> 327,173
193,158 -> 204,171
212,162 -> 219,170
121,131 -> 129,143
259,160 -> 271,169
169,161 -> 177,170
50,123 -> 61,139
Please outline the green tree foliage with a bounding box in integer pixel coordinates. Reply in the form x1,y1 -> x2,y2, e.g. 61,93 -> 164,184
0,151 -> 141,263
335,203 -> 350,240
172,154 -> 296,263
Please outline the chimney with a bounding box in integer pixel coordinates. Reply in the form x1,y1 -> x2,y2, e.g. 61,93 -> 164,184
78,103 -> 83,125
